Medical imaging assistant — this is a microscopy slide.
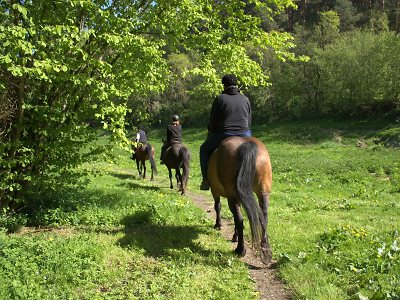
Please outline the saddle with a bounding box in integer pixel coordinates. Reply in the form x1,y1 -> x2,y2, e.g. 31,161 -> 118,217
131,142 -> 148,160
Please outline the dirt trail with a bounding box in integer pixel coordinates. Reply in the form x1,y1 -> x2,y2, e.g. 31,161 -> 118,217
187,190 -> 293,300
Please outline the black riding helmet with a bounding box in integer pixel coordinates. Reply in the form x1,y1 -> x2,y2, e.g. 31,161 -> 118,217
221,74 -> 238,86
172,115 -> 179,121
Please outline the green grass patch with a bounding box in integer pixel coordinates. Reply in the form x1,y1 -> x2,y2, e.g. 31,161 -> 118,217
1,158 -> 257,299
1,118 -> 399,299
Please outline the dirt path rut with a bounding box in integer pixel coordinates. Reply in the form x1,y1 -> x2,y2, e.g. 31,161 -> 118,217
187,190 -> 293,300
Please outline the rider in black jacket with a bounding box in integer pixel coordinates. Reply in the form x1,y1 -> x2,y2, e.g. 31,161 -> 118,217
160,114 -> 182,164
199,74 -> 252,190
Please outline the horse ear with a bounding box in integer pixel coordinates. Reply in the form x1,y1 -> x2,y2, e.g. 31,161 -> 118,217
162,138 -> 165,143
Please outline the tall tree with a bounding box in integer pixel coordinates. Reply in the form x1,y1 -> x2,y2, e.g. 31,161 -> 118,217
334,0 -> 361,31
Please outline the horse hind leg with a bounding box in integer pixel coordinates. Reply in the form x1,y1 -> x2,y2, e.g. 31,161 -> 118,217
136,159 -> 142,178
175,169 -> 180,186
257,191 -> 272,264
212,194 -> 222,230
228,198 -> 246,257
175,168 -> 183,193
168,168 -> 173,189
142,162 -> 146,179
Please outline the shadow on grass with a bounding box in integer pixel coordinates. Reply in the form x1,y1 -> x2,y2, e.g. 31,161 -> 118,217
111,173 -> 135,180
117,210 -> 225,262
23,169 -> 168,227
115,178 -> 163,192
111,169 -> 164,183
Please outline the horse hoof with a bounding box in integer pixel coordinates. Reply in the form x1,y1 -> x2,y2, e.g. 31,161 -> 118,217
261,248 -> 273,265
231,234 -> 238,243
234,247 -> 246,257
214,224 -> 221,230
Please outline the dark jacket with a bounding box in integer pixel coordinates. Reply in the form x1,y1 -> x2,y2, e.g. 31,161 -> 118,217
208,86 -> 251,134
166,124 -> 182,144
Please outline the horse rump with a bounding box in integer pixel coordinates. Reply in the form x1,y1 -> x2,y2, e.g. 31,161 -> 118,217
208,136 -> 273,264
179,146 -> 190,189
236,141 -> 263,249
163,144 -> 191,195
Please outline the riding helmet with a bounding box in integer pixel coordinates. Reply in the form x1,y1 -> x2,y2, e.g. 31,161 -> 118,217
221,74 -> 238,86
172,115 -> 179,121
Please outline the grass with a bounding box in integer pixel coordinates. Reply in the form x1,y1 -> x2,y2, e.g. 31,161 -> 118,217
1,118 -> 399,299
259,119 -> 400,299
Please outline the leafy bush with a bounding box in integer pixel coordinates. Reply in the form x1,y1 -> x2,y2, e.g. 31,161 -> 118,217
263,30 -> 400,119
0,208 -> 27,233
317,30 -> 400,117
316,226 -> 400,299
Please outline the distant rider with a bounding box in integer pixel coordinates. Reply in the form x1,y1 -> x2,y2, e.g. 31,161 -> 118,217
160,115 -> 183,164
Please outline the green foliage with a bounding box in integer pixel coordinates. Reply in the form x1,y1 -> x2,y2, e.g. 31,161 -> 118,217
317,30 -> 400,116
263,30 -> 400,119
0,208 -> 28,233
334,0 -> 360,32
316,10 -> 340,47
0,232 -> 110,299
0,132 -> 257,299
315,227 -> 400,299
374,125 -> 400,149
0,0 -> 298,207
368,10 -> 390,32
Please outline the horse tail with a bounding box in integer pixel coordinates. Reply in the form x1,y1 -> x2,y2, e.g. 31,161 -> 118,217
179,146 -> 190,187
236,141 -> 263,249
146,143 -> 157,174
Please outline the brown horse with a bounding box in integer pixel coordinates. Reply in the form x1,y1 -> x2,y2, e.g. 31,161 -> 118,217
208,136 -> 273,264
131,143 -> 157,180
162,143 -> 190,195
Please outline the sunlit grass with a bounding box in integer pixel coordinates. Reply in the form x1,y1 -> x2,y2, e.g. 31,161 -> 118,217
1,118 -> 399,299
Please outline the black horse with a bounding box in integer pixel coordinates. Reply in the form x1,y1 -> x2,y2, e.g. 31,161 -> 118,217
162,142 -> 190,195
131,143 -> 157,180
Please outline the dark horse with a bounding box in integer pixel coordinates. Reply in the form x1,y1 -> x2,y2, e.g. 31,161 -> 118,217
208,136 -> 273,264
131,143 -> 157,180
162,142 -> 190,195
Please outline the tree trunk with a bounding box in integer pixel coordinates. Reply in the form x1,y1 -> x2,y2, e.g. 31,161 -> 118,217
7,76 -> 25,160
396,0 -> 400,32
